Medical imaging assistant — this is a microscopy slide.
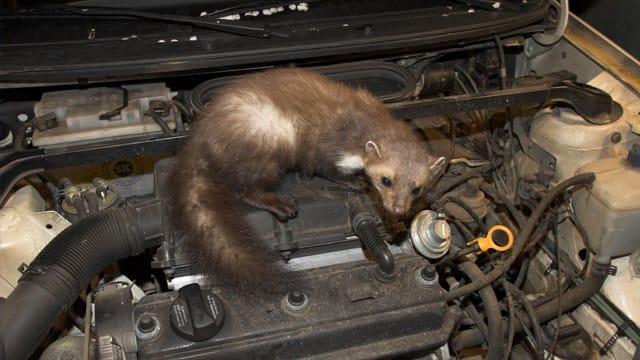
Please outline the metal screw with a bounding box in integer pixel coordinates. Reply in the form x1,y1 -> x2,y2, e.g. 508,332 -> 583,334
283,291 -> 309,313
137,314 -> 156,333
135,314 -> 161,341
420,265 -> 437,281
287,291 -> 306,307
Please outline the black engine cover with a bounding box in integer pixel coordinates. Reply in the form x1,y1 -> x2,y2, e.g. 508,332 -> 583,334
134,256 -> 458,359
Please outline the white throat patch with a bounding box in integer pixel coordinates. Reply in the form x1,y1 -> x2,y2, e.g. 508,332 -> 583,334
336,154 -> 365,174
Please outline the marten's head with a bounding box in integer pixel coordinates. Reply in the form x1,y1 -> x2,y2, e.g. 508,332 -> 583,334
364,140 -> 446,217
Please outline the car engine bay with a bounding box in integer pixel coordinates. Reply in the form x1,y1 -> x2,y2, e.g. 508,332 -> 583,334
1,1 -> 640,359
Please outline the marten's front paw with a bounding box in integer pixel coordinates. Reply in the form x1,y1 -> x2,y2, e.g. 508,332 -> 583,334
343,177 -> 369,192
333,174 -> 369,192
270,194 -> 298,221
243,192 -> 298,221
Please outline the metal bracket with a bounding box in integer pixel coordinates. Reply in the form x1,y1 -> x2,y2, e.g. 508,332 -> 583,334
0,72 -> 623,205
512,119 -> 557,179
94,284 -> 138,360
389,75 -> 623,125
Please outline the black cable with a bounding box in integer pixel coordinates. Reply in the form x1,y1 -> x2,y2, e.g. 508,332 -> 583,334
523,211 -> 552,253
172,99 -> 193,124
66,307 -> 87,333
515,309 -> 537,349
456,260 -> 504,360
546,206 -> 563,360
480,182 -> 526,229
433,218 -> 480,267
453,64 -> 485,124
505,281 -> 544,359
494,36 -> 508,91
485,136 -> 498,179
453,220 -> 476,244
426,162 -> 496,203
438,196 -> 488,234
464,304 -> 489,344
530,278 -> 571,308
513,256 -> 530,289
568,206 -> 592,277
494,35 -> 522,196
503,289 -> 517,359
99,88 -> 128,120
453,257 -> 611,352
149,113 -> 172,134
515,211 -> 553,288
444,172 -> 596,301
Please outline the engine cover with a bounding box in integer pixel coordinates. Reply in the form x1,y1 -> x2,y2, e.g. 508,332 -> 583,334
152,157 -> 395,279
132,256 -> 458,359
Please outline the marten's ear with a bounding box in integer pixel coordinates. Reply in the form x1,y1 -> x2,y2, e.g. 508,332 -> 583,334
429,156 -> 447,174
365,141 -> 382,159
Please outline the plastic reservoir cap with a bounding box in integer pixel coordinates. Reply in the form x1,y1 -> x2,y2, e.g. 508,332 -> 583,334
468,225 -> 514,253
170,283 -> 226,342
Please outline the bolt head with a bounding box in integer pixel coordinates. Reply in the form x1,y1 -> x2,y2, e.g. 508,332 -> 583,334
433,220 -> 451,239
137,314 -> 156,333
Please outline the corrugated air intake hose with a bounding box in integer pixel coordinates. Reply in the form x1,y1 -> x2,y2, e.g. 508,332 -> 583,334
0,201 -> 161,360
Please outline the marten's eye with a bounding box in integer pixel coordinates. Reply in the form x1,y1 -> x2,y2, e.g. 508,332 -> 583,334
411,186 -> 422,196
381,177 -> 392,187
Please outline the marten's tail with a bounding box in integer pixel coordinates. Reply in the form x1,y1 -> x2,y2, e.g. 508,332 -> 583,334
169,158 -> 291,295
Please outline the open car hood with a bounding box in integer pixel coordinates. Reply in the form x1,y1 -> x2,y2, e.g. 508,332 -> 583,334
1,0 -> 549,85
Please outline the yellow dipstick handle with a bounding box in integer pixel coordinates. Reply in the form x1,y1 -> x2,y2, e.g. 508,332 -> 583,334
468,225 -> 514,252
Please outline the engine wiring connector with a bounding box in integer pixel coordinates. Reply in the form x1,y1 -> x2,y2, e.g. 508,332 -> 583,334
467,225 -> 514,253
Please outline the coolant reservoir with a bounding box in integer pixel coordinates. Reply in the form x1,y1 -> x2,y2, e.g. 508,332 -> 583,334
527,70 -> 640,181
574,157 -> 640,258
528,108 -> 634,180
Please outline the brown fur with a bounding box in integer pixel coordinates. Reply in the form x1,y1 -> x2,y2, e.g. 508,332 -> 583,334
170,68 -> 446,294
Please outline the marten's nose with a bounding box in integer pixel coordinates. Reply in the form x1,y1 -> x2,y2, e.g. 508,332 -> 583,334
393,206 -> 405,216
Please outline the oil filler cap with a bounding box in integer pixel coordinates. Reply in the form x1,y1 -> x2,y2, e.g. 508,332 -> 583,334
169,283 -> 226,342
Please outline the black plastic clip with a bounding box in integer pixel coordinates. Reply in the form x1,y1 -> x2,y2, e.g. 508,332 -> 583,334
17,263 -> 29,274
99,88 -> 129,120
599,321 -> 629,355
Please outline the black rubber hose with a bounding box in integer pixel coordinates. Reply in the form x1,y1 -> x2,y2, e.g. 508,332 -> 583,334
0,201 -> 161,360
513,256 -> 530,289
348,196 -> 396,281
457,261 -> 504,360
443,172 -> 596,301
452,258 -> 611,351
352,213 -> 396,281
